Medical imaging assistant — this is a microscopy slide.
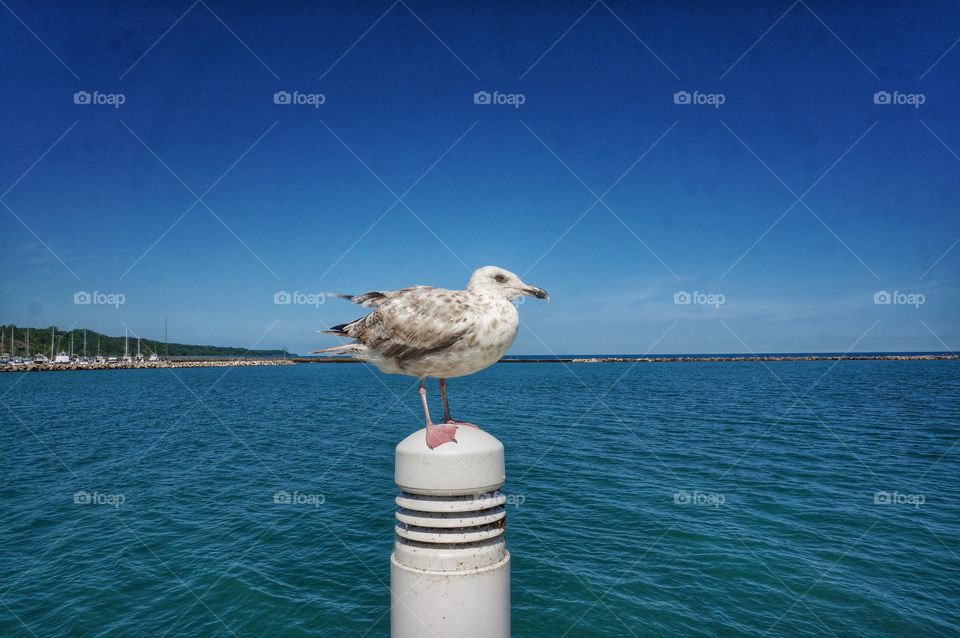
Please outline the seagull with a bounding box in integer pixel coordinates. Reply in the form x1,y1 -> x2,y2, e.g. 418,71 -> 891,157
314,266 -> 549,449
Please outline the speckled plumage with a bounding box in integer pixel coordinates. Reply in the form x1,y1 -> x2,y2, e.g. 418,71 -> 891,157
316,266 -> 548,380
315,266 -> 549,448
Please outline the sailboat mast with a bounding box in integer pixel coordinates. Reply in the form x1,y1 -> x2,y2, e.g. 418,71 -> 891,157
125,327 -> 129,358
50,327 -> 54,359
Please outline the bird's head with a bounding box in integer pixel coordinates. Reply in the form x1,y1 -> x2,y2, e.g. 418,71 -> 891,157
467,266 -> 550,302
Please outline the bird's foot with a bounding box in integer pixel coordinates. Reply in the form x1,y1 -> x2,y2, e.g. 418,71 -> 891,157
425,423 -> 458,449
442,419 -> 480,429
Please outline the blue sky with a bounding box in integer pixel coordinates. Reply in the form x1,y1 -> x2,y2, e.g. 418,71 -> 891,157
1,1 -> 958,354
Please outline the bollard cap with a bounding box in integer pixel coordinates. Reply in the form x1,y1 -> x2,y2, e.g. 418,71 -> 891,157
395,427 -> 505,496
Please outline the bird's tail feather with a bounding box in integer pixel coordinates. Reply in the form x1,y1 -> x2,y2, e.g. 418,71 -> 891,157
309,343 -> 362,356
320,321 -> 353,337
326,291 -> 389,307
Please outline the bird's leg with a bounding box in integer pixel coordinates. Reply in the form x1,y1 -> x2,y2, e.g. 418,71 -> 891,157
421,379 -> 457,449
439,378 -> 479,428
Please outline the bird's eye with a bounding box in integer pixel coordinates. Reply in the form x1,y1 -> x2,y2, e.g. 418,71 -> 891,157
494,273 -> 506,283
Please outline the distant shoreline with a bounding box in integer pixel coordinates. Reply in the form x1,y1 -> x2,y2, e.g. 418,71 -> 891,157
294,353 -> 959,364
3,353 -> 957,373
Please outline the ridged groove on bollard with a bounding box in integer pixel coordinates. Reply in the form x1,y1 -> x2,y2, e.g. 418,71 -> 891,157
394,490 -> 508,572
396,492 -> 505,543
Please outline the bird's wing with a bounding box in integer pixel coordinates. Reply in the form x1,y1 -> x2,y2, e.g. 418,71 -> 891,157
341,288 -> 471,363
331,286 -> 432,308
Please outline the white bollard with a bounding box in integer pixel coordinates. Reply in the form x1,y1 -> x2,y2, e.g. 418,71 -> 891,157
391,426 -> 511,638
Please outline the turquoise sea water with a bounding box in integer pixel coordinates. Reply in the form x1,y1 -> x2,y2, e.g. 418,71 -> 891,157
1,361 -> 957,637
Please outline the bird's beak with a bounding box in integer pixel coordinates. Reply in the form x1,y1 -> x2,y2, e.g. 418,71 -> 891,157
522,285 -> 550,302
